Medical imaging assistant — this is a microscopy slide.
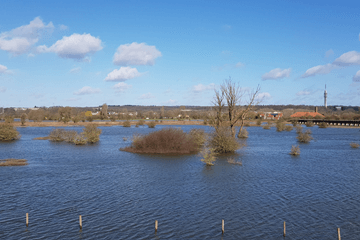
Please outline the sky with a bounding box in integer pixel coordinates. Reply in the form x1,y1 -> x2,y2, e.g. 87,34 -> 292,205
0,0 -> 360,108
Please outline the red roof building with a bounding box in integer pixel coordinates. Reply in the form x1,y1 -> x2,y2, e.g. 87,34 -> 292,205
290,112 -> 324,118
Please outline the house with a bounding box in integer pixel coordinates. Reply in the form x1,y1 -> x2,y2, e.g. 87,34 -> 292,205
290,112 -> 324,118
259,112 -> 283,120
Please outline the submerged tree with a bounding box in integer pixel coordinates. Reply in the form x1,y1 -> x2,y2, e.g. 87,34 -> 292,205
210,78 -> 260,153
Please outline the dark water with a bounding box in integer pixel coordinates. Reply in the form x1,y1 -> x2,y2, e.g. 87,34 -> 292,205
1,125 -> 360,239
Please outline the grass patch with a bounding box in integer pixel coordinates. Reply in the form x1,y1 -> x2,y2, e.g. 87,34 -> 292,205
0,159 -> 28,167
121,127 -> 205,154
33,136 -> 50,140
289,145 -> 300,155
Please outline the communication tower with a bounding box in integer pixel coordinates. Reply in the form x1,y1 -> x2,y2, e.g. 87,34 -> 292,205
324,84 -> 327,108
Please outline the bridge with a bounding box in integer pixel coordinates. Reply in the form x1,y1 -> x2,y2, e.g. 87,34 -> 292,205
295,119 -> 360,127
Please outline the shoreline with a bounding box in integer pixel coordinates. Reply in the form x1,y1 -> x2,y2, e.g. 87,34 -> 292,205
10,120 -> 360,128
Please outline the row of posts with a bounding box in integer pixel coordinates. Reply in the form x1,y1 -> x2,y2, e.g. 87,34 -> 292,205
25,213 -> 342,239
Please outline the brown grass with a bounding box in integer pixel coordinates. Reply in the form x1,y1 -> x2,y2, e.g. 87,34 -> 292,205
33,136 -> 50,140
350,142 -> 359,148
0,159 -> 28,166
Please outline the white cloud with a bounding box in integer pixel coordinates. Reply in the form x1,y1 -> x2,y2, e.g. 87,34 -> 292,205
301,63 -> 335,78
235,62 -> 244,68
140,93 -> 155,99
37,33 -> 103,60
353,70 -> 360,82
296,90 -> 311,96
261,68 -> 291,80
113,82 -> 132,92
59,24 -> 68,30
0,17 -> 54,55
74,86 -> 101,95
113,42 -> 162,66
70,67 -> 81,73
0,87 -> 6,92
0,64 -> 8,74
325,49 -> 334,58
256,92 -> 271,101
104,67 -> 142,81
165,99 -> 177,105
192,83 -> 215,93
333,51 -> 360,66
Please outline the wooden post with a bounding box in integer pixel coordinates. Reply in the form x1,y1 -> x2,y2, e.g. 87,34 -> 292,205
26,213 -> 29,227
283,221 -> 286,237
155,220 -> 158,232
79,215 -> 82,229
337,228 -> 341,240
222,219 -> 224,234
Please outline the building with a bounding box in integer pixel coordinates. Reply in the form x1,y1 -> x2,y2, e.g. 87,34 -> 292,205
259,112 -> 283,120
290,112 -> 324,118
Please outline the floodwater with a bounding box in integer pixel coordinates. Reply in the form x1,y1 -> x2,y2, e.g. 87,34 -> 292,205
0,125 -> 359,239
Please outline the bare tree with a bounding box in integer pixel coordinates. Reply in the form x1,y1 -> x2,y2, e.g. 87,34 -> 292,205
101,103 -> 108,119
212,78 -> 261,137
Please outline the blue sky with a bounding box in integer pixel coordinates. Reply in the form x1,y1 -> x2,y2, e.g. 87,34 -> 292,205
0,0 -> 359,108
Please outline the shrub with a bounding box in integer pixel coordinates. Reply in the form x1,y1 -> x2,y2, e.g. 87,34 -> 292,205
200,148 -> 217,166
83,124 -> 102,143
285,125 -> 293,131
203,119 -> 208,125
137,119 -> 145,126
147,121 -> 156,128
256,119 -> 262,126
263,123 -> 271,130
110,115 -> 117,122
297,129 -> 313,143
5,116 -> 14,123
123,120 -> 131,127
291,120 -> 298,126
0,123 -> 20,141
237,128 -> 248,138
305,121 -> 314,127
121,127 -> 204,154
289,145 -> 300,155
21,114 -> 27,126
189,128 -> 206,147
208,127 -> 241,153
87,116 -> 94,122
73,133 -> 87,145
276,121 -> 286,132
49,129 -> 67,142
318,122 -> 327,128
72,116 -> 81,123
350,142 -> 359,148
295,125 -> 303,134
227,157 -> 242,165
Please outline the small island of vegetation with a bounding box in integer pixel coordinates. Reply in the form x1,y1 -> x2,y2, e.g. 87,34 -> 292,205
0,159 -> 28,167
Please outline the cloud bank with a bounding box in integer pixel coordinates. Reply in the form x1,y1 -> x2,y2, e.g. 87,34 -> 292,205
0,17 -> 54,55
333,51 -> 360,66
113,82 -> 132,92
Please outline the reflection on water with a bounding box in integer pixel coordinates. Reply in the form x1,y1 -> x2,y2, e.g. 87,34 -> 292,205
1,125 -> 360,239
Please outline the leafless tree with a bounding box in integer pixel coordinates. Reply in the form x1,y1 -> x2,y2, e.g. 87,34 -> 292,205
212,78 -> 261,137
